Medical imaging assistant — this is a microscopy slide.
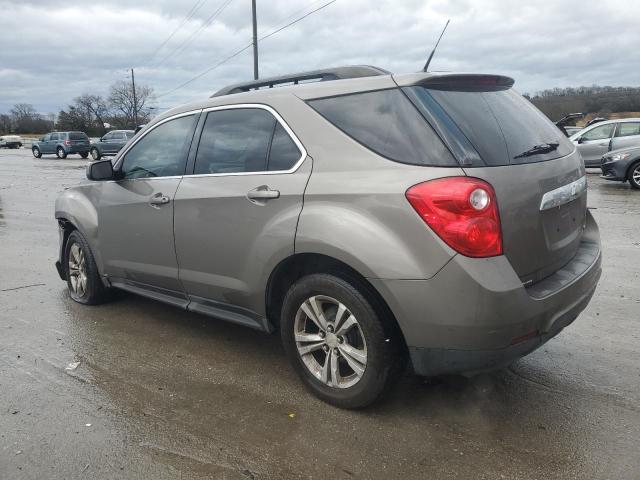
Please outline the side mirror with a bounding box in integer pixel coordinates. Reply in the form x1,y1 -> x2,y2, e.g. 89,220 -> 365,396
86,159 -> 114,181
577,137 -> 585,144
40,137 -> 45,141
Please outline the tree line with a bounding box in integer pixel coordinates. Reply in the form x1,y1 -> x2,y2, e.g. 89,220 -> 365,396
0,80 -> 155,136
525,86 -> 640,122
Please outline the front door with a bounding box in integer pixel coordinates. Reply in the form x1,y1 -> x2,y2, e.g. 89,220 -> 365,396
45,133 -> 58,154
97,113 -> 199,298
173,106 -> 311,321
576,123 -> 615,166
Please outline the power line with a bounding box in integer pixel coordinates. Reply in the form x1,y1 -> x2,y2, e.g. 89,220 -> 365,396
152,0 -> 236,68
157,0 -> 337,99
143,0 -> 209,65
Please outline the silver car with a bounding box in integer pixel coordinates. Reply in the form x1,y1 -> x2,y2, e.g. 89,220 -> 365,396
570,118 -> 640,167
54,66 -> 602,408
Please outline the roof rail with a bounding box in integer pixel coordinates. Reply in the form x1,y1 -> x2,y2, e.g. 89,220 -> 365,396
211,65 -> 390,97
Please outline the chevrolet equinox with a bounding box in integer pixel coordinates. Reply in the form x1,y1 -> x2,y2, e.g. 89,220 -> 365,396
54,66 -> 602,408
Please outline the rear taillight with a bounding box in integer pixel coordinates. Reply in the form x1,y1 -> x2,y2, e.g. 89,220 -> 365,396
406,177 -> 502,258
64,140 -> 71,146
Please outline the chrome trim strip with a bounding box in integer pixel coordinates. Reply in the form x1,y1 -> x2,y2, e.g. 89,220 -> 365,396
539,176 -> 587,211
114,103 -> 307,178
193,103 -> 307,176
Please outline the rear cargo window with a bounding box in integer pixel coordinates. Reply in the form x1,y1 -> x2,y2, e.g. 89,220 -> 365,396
69,132 -> 88,140
307,89 -> 456,167
406,87 -> 574,166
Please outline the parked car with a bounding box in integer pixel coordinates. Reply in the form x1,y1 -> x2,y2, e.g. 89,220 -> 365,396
54,66 -> 601,408
600,146 -> 640,189
32,132 -> 91,159
90,130 -> 135,160
570,118 -> 640,167
0,134 -> 23,148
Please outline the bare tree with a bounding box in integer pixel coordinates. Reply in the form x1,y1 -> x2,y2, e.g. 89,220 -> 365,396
108,80 -> 154,129
10,103 -> 37,120
75,94 -> 109,135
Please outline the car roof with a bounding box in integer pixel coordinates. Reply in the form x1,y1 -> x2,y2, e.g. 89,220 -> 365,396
150,68 -> 514,128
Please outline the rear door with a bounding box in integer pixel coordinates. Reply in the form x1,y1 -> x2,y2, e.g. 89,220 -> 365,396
576,123 -> 615,165
404,81 -> 587,285
173,106 -> 310,321
97,113 -> 199,299
611,121 -> 640,151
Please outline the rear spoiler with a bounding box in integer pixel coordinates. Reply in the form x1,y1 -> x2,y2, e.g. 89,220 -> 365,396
394,73 -> 515,92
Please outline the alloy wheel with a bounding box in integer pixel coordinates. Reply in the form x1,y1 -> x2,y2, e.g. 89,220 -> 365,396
633,165 -> 640,187
68,243 -> 87,297
294,295 -> 367,389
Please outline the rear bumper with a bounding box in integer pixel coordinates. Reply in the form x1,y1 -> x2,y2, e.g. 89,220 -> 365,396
371,211 -> 601,377
65,146 -> 90,154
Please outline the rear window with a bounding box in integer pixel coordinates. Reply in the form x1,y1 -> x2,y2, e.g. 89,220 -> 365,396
307,89 -> 456,167
406,86 -> 574,166
69,132 -> 88,140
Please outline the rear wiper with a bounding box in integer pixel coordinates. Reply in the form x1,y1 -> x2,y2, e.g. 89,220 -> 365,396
514,142 -> 560,159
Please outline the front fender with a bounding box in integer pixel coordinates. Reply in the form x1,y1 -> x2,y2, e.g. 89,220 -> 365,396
55,184 -> 103,272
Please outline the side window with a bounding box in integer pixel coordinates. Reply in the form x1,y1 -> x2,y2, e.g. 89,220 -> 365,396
615,122 -> 640,138
114,132 -> 126,140
194,108 -> 276,174
42,134 -> 50,141
582,124 -> 614,141
120,115 -> 196,179
308,89 -> 456,166
102,132 -> 113,141
50,133 -> 59,141
268,123 -> 301,171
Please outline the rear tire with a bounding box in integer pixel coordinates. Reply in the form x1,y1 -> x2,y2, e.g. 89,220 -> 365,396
90,148 -> 101,161
56,147 -> 67,159
64,230 -> 111,305
627,161 -> 640,190
32,147 -> 41,158
280,273 -> 402,409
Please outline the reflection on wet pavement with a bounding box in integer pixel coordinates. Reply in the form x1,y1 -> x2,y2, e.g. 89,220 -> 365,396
1,151 -> 639,479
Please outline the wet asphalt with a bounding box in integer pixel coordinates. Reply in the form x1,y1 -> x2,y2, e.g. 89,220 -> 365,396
0,148 -> 639,480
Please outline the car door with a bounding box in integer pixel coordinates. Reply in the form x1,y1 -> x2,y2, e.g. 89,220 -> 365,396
100,132 -> 115,154
611,121 -> 640,151
173,106 -> 311,326
96,112 -> 199,301
40,134 -> 51,153
112,131 -> 128,153
46,133 -> 58,154
575,123 -> 615,166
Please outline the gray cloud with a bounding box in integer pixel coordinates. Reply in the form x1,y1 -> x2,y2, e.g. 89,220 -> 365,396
1,0 -> 638,114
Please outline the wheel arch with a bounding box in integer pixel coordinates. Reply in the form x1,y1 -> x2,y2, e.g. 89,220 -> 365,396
265,252 -> 408,354
625,158 -> 640,181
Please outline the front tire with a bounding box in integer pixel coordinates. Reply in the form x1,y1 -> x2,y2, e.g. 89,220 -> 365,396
280,273 -> 402,409
90,147 -> 101,161
64,230 -> 110,305
32,147 -> 42,158
628,161 -> 640,190
56,146 -> 67,159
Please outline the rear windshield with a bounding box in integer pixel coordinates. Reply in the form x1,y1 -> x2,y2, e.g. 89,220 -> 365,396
69,132 -> 88,140
307,89 -> 457,167
406,86 -> 574,166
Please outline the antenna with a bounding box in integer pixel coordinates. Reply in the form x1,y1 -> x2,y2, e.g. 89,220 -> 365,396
423,19 -> 450,72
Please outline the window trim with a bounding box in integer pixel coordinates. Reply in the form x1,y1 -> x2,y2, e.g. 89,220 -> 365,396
187,103 -> 307,178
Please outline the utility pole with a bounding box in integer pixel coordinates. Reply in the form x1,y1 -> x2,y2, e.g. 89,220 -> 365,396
251,0 -> 259,80
131,68 -> 138,128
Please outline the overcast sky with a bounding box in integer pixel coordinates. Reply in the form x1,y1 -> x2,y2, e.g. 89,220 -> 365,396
1,0 -> 638,115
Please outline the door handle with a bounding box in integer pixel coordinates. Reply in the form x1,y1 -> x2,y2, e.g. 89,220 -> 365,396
598,143 -> 608,147
149,193 -> 170,207
247,186 -> 280,204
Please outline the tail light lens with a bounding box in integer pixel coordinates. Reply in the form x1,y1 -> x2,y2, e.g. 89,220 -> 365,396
406,177 -> 502,258
64,140 -> 71,146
